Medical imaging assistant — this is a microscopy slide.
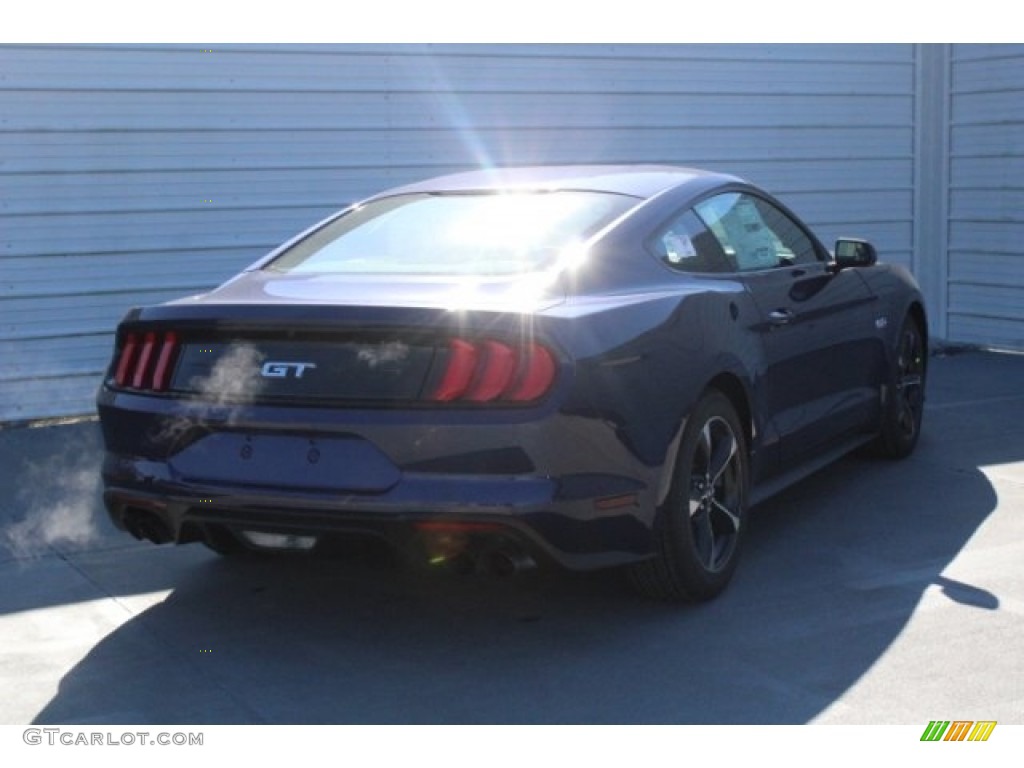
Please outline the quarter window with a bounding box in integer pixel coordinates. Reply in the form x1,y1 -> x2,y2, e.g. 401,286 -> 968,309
651,210 -> 730,273
694,193 -> 819,271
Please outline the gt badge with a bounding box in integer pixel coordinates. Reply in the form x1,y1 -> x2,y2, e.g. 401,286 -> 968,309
261,361 -> 317,379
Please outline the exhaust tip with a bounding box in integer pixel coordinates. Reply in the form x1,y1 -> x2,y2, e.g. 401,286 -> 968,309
481,548 -> 536,577
122,507 -> 173,545
239,530 -> 318,551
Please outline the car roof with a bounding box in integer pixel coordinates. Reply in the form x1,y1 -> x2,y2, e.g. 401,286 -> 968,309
376,164 -> 745,201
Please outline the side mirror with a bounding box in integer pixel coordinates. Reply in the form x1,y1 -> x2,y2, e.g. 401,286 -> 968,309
833,238 -> 878,270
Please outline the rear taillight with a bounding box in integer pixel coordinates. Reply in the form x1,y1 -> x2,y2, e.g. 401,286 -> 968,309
112,331 -> 181,392
430,338 -> 558,404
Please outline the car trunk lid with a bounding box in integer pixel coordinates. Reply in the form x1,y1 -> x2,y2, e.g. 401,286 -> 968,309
106,271 -> 565,407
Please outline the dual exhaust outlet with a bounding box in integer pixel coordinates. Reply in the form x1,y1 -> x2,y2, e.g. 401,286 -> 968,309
120,508 -> 536,576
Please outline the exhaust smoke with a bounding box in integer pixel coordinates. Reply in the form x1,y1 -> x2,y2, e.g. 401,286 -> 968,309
149,343 -> 267,445
2,434 -> 103,560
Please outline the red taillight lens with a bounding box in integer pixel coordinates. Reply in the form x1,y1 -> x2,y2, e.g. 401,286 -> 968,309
465,340 -> 518,402
432,339 -> 478,402
131,332 -> 158,389
506,343 -> 556,402
151,331 -> 180,391
430,338 -> 557,404
113,333 -> 140,387
113,330 -> 181,393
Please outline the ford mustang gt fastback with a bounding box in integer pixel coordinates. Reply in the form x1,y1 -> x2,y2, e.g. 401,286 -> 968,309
96,165 -> 927,601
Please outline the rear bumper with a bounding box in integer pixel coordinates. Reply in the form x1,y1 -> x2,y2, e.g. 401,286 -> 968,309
102,470 -> 652,570
98,391 -> 659,570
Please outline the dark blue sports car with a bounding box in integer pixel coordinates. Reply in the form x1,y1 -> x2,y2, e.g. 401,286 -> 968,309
96,165 -> 927,601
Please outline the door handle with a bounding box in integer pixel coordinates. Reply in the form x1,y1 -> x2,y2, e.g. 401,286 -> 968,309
768,309 -> 795,326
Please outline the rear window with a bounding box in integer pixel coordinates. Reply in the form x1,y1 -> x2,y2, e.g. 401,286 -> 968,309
265,191 -> 639,276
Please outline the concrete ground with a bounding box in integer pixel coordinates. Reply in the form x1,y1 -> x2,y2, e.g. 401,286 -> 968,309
1,349 -> 1022,724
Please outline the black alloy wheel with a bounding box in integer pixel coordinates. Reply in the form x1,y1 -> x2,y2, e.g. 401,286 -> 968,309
629,390 -> 749,602
876,315 -> 926,459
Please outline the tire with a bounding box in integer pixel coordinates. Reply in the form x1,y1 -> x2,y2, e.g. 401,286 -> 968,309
628,390 -> 749,602
874,315 -> 926,459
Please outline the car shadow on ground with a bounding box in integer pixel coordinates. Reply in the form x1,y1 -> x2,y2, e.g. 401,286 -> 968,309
9,352 -> 1021,724
25,441 -> 1004,722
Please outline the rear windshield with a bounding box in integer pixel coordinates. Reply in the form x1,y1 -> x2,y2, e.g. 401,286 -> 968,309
265,191 -> 639,276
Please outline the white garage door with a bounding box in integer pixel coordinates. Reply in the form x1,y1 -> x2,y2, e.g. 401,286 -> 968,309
1,44 -> 917,421
948,44 -> 1024,350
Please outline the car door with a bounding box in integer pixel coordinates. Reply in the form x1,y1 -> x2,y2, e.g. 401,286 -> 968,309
693,192 -> 880,471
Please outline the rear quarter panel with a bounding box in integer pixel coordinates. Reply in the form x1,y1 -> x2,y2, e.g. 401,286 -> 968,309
540,277 -> 766,506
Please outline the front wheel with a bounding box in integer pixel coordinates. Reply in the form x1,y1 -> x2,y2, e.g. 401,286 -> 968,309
628,391 -> 749,602
874,315 -> 926,459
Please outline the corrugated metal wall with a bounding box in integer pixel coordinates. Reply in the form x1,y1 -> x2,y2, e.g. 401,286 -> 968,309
1,43 -> 917,421
949,44 -> 1024,349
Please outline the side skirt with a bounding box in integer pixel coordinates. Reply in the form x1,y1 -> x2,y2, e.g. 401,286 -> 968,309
748,433 -> 876,508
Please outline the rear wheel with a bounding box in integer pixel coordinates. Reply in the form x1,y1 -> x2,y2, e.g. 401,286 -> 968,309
874,315 -> 926,459
629,391 -> 749,602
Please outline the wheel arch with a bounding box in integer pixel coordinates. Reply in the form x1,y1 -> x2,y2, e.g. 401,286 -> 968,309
907,301 -> 929,359
633,381 -> 752,601
883,299 -> 928,382
705,371 -> 754,453
873,302 -> 928,459
654,368 -> 756,508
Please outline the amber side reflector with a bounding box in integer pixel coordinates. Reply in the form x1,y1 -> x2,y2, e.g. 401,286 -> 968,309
414,521 -> 504,533
594,494 -> 640,511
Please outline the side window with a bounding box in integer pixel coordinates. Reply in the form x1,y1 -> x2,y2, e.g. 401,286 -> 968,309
694,193 -> 819,272
651,209 -> 731,274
